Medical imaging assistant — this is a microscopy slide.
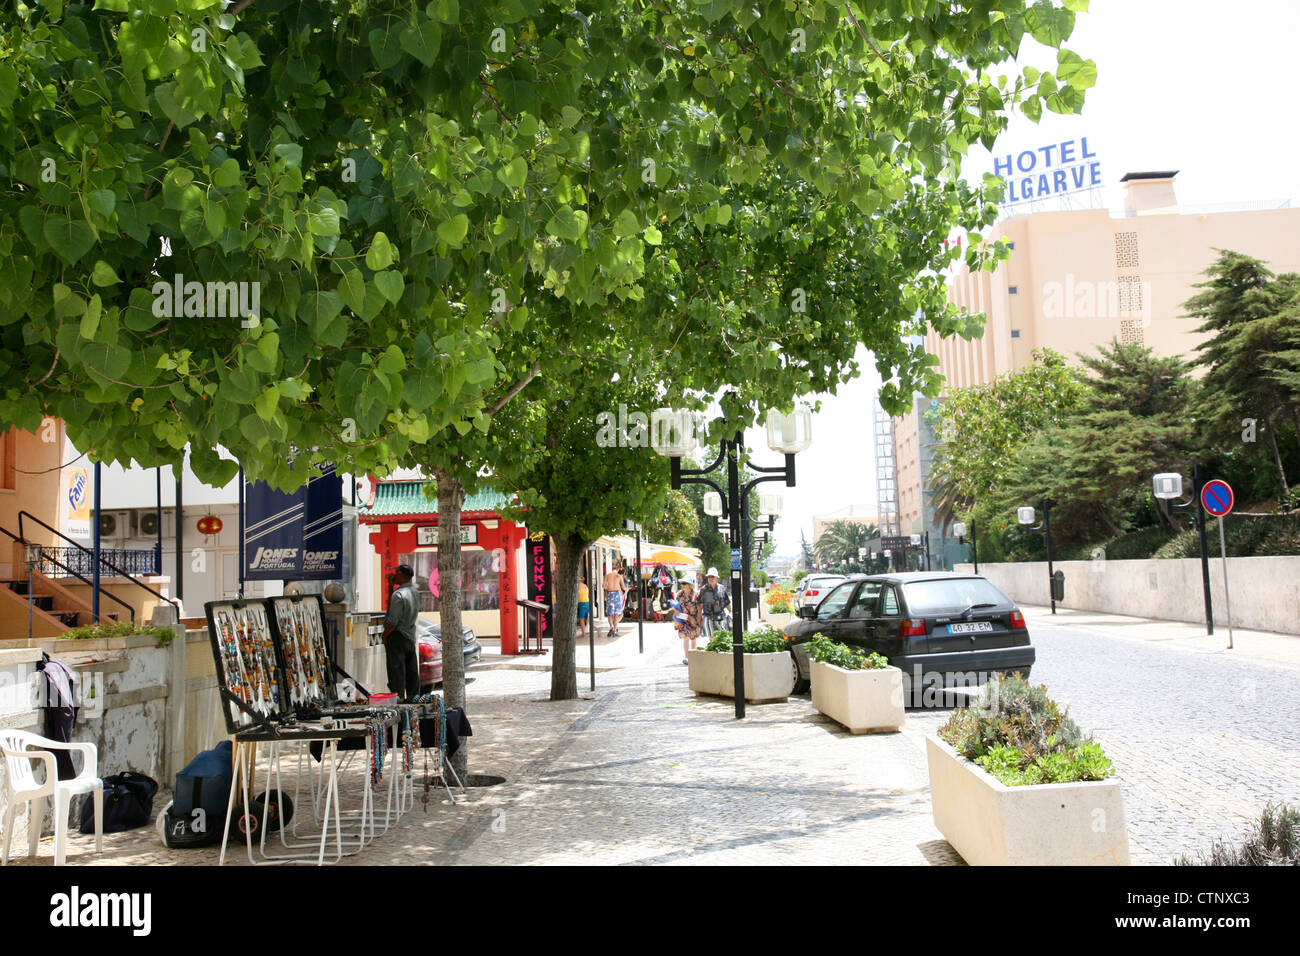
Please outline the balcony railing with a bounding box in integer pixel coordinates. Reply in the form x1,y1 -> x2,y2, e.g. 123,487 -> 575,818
39,546 -> 161,578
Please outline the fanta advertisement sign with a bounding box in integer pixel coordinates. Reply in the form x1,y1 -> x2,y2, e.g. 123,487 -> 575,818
63,466 -> 91,539
994,136 -> 1101,205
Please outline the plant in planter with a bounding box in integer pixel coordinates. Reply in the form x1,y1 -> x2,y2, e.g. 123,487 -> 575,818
1175,803 -> 1300,865
689,626 -> 795,702
805,636 -> 903,733
926,675 -> 1130,865
59,621 -> 177,648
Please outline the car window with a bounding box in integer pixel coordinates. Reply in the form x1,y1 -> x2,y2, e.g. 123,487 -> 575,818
902,578 -> 1011,615
847,582 -> 882,618
816,582 -> 856,620
881,586 -> 900,616
810,576 -> 845,590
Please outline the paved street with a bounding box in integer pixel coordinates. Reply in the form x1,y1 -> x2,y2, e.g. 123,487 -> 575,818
13,611 -> 1299,866
1010,607 -> 1300,864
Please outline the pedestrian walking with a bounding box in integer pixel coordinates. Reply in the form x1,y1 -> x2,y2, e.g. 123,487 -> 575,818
577,575 -> 590,633
673,580 -> 701,663
698,567 -> 730,639
381,563 -> 420,701
603,561 -> 627,637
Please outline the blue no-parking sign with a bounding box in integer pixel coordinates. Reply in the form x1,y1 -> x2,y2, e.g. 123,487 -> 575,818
1201,479 -> 1234,517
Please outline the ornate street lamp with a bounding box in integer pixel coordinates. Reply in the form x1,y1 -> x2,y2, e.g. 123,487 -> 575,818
654,403 -> 811,718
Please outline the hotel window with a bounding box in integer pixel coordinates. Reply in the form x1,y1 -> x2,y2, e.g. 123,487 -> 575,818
1006,242 -> 1016,250
1011,330 -> 1022,339
400,550 -> 501,612
1008,286 -> 1019,295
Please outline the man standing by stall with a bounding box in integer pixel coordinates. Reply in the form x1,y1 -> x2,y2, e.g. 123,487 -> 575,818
381,563 -> 420,701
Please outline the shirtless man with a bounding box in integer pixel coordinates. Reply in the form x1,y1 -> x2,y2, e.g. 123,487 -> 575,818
602,561 -> 627,638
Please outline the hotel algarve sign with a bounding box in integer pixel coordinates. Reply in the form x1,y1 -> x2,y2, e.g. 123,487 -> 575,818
994,136 -> 1101,206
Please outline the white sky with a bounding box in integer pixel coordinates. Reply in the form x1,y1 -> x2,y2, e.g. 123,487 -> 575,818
767,0 -> 1300,555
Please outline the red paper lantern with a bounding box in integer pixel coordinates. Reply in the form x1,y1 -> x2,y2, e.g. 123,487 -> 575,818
197,515 -> 223,535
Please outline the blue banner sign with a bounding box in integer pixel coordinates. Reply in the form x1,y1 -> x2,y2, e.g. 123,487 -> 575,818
994,137 -> 1100,204
243,464 -> 343,581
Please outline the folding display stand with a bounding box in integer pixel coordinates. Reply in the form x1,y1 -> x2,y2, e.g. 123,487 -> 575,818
204,595 -> 459,865
207,598 -> 366,866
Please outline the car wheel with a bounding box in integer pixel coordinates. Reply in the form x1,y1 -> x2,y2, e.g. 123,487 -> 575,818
791,657 -> 809,695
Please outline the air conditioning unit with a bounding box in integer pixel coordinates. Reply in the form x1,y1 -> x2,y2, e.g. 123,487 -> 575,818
137,509 -> 174,539
98,510 -> 134,539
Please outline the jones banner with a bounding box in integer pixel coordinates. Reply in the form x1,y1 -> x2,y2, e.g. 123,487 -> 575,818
243,465 -> 343,581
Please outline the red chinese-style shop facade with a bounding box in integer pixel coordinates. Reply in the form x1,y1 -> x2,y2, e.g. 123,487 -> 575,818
359,479 -> 529,654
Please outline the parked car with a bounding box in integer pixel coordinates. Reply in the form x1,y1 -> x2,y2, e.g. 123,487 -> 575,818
783,572 -> 1034,702
416,619 -> 482,692
799,574 -> 848,610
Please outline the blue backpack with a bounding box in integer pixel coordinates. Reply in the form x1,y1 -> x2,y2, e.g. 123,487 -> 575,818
163,741 -> 233,847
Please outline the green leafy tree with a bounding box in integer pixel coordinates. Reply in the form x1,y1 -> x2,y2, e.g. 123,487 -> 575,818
501,372 -> 673,700
2,1 -> 1095,486
994,342 -> 1198,548
644,489 -> 698,545
927,348 -> 1091,527
1187,252 -> 1300,504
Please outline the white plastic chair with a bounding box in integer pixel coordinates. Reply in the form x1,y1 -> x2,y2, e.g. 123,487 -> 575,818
0,729 -> 102,866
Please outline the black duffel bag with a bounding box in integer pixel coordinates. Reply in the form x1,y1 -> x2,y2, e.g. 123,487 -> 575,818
80,771 -> 159,834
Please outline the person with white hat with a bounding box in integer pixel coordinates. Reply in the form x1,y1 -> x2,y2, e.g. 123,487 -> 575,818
697,567 -> 730,638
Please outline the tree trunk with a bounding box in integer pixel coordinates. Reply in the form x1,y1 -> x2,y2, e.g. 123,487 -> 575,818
548,533 -> 588,701
433,469 -> 468,779
1265,412 -> 1292,504
1097,506 -> 1122,538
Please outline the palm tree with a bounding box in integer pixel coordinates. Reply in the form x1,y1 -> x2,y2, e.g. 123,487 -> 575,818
814,520 -> 879,568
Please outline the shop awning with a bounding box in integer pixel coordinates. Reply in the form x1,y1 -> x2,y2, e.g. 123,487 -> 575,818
360,479 -> 513,521
646,547 -> 700,567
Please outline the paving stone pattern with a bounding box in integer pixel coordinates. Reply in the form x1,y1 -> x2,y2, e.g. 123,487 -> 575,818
10,614 -> 1295,866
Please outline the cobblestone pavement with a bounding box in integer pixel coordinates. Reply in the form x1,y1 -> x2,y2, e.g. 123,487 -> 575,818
10,622 -> 958,866
13,612 -> 1291,866
1007,611 -> 1300,865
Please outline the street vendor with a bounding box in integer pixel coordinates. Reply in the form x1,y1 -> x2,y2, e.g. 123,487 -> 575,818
381,563 -> 420,701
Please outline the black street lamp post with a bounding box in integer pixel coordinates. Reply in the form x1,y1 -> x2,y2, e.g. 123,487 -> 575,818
1018,500 -> 1057,613
654,407 -> 810,719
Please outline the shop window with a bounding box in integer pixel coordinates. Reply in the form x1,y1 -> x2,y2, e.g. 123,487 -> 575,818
401,551 -> 500,612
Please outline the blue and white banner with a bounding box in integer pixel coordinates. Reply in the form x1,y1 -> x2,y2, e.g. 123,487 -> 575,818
242,465 -> 343,581
303,465 -> 344,579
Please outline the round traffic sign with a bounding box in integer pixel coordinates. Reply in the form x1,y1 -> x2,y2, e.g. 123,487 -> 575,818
1201,479 -> 1234,517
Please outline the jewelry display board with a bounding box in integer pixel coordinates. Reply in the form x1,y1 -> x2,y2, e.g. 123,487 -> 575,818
206,600 -> 285,734
268,594 -> 334,711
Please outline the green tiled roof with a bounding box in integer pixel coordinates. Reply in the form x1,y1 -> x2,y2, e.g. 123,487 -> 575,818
361,480 -> 512,518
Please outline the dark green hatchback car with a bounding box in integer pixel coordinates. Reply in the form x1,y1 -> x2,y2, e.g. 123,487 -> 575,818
783,572 -> 1035,704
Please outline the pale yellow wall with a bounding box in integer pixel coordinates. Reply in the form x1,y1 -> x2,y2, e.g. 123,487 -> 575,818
0,422 -> 65,577
931,199 -> 1300,388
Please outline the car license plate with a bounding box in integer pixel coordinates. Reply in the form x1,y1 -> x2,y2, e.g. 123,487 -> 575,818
948,622 -> 993,634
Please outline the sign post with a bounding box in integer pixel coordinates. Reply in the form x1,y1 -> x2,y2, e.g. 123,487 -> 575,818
1201,479 -> 1235,649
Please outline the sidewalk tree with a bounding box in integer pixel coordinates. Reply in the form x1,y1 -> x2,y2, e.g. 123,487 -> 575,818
2,0 -> 1093,491
644,489 -> 699,546
500,371 -> 675,701
814,519 -> 879,567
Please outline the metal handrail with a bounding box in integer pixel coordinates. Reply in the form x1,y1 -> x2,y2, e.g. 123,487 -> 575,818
0,523 -> 136,624
17,510 -> 178,614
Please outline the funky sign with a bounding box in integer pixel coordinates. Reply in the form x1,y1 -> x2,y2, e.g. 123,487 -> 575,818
994,136 -> 1101,204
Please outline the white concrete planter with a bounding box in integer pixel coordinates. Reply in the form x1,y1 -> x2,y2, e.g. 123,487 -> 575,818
764,611 -> 796,632
687,650 -> 794,703
809,660 -> 904,733
925,735 -> 1130,866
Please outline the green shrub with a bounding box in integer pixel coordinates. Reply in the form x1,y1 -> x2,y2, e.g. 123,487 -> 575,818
701,626 -> 788,654
939,675 -> 1112,787
1176,803 -> 1300,865
60,621 -> 175,647
805,635 -> 888,671
769,598 -> 794,614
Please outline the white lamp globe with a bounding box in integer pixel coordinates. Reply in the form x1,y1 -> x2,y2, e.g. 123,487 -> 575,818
765,405 -> 812,455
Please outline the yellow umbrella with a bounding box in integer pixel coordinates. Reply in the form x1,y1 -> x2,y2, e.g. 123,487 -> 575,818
648,548 -> 698,567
